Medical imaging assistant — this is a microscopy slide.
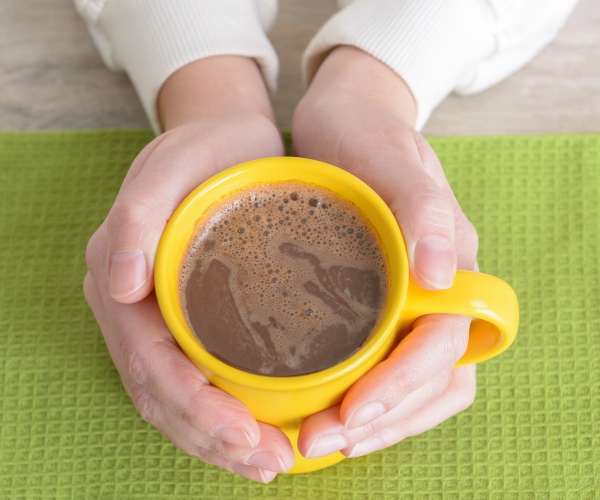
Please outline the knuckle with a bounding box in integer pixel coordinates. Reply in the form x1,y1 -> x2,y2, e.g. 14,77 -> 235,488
461,389 -> 476,412
82,273 -> 98,308
121,340 -> 149,387
191,447 -> 235,475
106,198 -> 150,237
464,219 -> 479,249
190,446 -> 214,465
353,415 -> 385,436
104,195 -> 173,257
457,369 -> 477,411
460,216 -> 479,252
205,439 -> 227,455
429,369 -> 454,397
444,323 -> 471,363
377,428 -> 400,450
179,383 -> 244,436
177,383 -> 212,431
130,385 -> 159,425
189,441 -> 229,466
85,226 -> 105,274
455,213 -> 479,268
382,358 -> 422,398
450,336 -> 468,363
398,185 -> 455,238
394,368 -> 422,396
82,272 -> 93,299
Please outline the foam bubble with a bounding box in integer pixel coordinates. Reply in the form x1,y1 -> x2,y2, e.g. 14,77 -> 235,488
179,181 -> 388,376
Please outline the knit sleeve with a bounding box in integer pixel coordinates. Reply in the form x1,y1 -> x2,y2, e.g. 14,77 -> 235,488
74,0 -> 279,133
303,0 -> 578,130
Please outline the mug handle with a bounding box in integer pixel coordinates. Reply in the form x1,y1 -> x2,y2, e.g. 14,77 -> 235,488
404,271 -> 519,365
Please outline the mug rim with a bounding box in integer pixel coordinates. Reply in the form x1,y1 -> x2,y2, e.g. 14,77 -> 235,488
155,157 -> 408,391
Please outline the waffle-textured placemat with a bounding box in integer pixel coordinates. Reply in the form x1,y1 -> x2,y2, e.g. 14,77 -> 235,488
0,131 -> 598,499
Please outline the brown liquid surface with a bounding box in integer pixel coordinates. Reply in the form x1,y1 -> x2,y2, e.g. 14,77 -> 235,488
180,182 -> 388,376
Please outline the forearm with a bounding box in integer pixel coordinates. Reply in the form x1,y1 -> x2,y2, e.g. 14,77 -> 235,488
304,0 -> 578,130
75,0 -> 279,133
158,56 -> 276,131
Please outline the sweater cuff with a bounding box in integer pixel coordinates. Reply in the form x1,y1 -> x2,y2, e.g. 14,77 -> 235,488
83,0 -> 279,133
303,0 -> 496,130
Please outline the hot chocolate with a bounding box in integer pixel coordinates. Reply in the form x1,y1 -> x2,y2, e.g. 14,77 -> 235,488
180,181 -> 388,376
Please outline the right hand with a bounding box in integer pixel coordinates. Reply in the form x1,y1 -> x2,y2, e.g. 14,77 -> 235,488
83,57 -> 295,483
291,46 -> 479,461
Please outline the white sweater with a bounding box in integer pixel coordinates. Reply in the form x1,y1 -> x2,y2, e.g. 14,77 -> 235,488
74,0 -> 578,132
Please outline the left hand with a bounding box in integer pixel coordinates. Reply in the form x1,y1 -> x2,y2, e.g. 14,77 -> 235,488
84,56 -> 294,482
291,46 -> 479,459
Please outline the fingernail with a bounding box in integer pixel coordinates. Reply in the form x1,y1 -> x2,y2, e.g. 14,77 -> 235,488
109,250 -> 147,299
414,238 -> 455,289
258,469 -> 277,483
215,426 -> 256,448
305,434 -> 347,459
347,436 -> 384,458
247,451 -> 289,472
231,463 -> 276,483
344,402 -> 386,430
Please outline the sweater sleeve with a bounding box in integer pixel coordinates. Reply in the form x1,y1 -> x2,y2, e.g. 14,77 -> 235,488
303,0 -> 579,130
74,0 -> 279,133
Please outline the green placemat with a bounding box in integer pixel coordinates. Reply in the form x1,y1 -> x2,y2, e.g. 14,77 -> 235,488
0,131 -> 598,499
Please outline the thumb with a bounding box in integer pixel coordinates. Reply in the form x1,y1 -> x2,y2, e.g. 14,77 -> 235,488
101,117 -> 283,304
388,162 -> 457,291
105,192 -> 173,303
102,131 -> 212,304
83,134 -> 172,304
104,138 -> 191,303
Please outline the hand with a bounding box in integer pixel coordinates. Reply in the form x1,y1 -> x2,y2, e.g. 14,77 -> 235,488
291,46 -> 479,459
84,57 -> 294,482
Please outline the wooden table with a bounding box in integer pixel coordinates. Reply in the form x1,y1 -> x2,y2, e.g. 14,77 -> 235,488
1,0 -> 598,135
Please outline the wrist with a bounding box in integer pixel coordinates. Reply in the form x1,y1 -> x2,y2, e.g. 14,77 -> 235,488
158,56 -> 276,131
305,46 -> 417,128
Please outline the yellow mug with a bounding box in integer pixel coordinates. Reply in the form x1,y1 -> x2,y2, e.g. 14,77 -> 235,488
155,157 -> 519,474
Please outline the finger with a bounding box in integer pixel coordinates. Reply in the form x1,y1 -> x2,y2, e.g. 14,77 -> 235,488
103,145 -> 221,303
297,315 -> 471,459
85,134 -> 174,304
116,133 -> 170,192
340,315 -> 471,430
85,274 -> 293,476
165,417 -> 293,475
169,425 -> 278,483
194,446 -> 279,484
293,117 -> 457,288
103,118 -> 283,304
297,405 -> 345,459
344,364 -> 476,458
338,132 -> 458,290
413,133 -> 479,272
332,134 -> 458,291
298,367 -> 451,459
84,272 -> 262,449
386,137 -> 457,290
453,210 -> 479,270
